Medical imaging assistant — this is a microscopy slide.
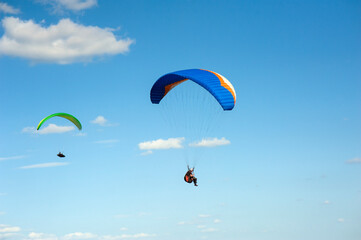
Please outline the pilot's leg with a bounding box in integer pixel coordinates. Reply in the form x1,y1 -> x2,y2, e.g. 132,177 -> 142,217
193,177 -> 198,186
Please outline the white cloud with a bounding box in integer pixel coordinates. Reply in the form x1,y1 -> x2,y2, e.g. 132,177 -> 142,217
37,124 -> 75,134
324,200 -> 330,204
0,155 -> 25,161
91,116 -> 117,127
346,158 -> 361,164
27,232 -> 58,240
119,228 -> 128,231
198,214 -> 211,218
0,17 -> 134,64
0,225 -> 20,233
20,162 -> 69,169
22,124 -> 75,134
2,230 -> 155,240
337,218 -> 345,223
96,233 -> 156,240
125,233 -> 155,239
0,2 -> 20,14
91,116 -> 108,126
139,137 -> 184,150
189,137 -> 230,148
197,225 -> 206,229
64,232 -> 97,239
94,139 -> 119,144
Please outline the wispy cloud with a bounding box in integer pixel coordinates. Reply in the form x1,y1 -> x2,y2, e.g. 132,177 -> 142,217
178,214 -> 212,226
200,228 -> 218,233
56,0 -> 97,11
63,232 -> 97,239
0,233 -> 19,239
0,225 -> 21,233
75,132 -> 87,137
324,200 -> 331,205
139,137 -> 184,151
22,124 -> 75,134
214,219 -> 221,223
39,0 -> 97,12
0,155 -> 25,161
31,231 -> 157,240
20,162 -> 69,169
22,230 -> 155,240
94,139 -> 119,144
113,233 -> 156,239
337,218 -> 345,223
114,212 -> 150,219
140,150 -> 153,156
189,137 -> 230,148
22,127 -> 37,134
137,212 -> 151,217
0,17 -> 134,64
114,214 -> 130,219
27,232 -> 58,240
0,2 -> 20,14
345,158 -> 361,164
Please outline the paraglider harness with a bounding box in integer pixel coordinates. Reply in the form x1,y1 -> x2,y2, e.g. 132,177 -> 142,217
57,152 -> 65,158
184,166 -> 198,186
184,172 -> 193,183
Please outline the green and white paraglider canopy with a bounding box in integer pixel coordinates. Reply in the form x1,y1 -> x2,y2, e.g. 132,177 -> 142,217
37,113 -> 82,131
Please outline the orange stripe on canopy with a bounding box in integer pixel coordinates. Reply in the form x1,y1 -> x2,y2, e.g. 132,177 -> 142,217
204,70 -> 236,103
164,79 -> 188,97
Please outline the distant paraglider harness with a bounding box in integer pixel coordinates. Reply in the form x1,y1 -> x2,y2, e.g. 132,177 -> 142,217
184,165 -> 198,186
57,152 -> 65,158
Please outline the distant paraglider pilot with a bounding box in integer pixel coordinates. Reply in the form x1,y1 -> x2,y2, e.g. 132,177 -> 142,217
57,152 -> 65,158
184,166 -> 198,186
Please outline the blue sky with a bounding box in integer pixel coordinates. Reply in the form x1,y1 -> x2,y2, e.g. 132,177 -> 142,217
0,0 -> 360,239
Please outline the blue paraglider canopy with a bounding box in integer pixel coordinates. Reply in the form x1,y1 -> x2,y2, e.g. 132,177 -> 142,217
150,69 -> 236,111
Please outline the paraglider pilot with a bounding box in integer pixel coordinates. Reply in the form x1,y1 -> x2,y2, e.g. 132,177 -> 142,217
184,166 -> 198,186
